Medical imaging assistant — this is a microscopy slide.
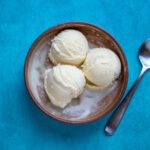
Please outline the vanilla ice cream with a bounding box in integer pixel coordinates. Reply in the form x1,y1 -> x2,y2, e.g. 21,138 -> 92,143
82,48 -> 121,89
44,65 -> 86,108
49,29 -> 88,66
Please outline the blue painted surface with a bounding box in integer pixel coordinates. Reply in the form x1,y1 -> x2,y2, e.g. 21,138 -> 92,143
0,0 -> 150,149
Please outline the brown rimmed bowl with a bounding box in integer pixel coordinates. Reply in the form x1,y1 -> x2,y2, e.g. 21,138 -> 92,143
24,22 -> 128,124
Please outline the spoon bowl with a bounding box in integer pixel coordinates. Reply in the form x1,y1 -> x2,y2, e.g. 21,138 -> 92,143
139,39 -> 150,68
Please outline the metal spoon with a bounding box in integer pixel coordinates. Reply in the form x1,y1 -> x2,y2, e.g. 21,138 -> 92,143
104,39 -> 150,135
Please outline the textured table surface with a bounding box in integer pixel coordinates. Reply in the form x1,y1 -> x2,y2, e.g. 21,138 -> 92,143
0,0 -> 150,149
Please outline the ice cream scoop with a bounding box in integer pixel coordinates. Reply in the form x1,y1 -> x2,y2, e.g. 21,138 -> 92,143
82,47 -> 121,89
49,29 -> 88,66
44,65 -> 86,108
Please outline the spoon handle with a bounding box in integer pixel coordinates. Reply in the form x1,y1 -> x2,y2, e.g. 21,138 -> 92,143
104,66 -> 147,135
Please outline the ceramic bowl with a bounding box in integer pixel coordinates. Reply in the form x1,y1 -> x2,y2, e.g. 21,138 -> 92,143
24,22 -> 128,124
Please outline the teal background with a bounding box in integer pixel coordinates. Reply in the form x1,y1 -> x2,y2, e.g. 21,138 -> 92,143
0,0 -> 150,149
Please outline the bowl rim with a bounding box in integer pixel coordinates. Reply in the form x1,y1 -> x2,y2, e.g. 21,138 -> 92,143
24,21 -> 128,124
